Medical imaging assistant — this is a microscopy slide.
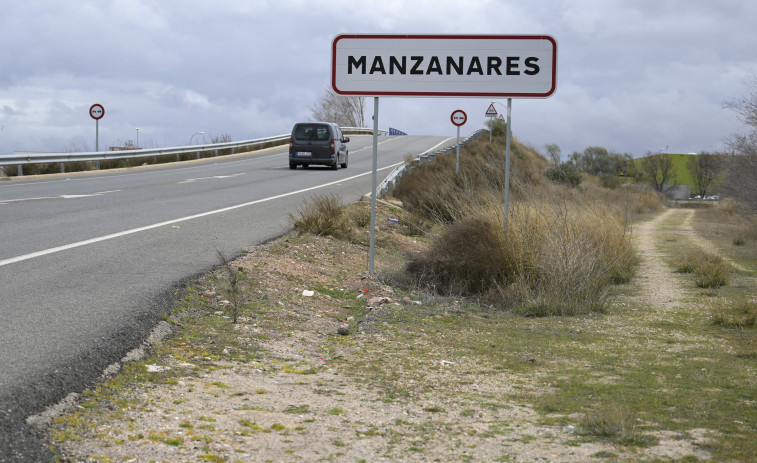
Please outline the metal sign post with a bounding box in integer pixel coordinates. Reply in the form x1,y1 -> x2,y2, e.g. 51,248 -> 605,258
89,104 -> 105,154
504,99 -> 512,236
450,109 -> 467,172
368,97 -> 379,274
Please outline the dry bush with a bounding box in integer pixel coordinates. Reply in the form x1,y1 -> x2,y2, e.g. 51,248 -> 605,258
290,193 -> 352,240
707,297 -> 757,327
398,136 -> 639,316
676,249 -> 731,287
407,192 -> 636,316
580,401 -> 650,446
349,204 -> 372,228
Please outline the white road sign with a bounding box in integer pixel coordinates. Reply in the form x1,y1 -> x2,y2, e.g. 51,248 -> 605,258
89,104 -> 105,120
451,109 -> 467,127
331,34 -> 557,97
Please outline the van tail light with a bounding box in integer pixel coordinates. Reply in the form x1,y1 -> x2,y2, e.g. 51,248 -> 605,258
289,137 -> 293,150
330,139 -> 335,152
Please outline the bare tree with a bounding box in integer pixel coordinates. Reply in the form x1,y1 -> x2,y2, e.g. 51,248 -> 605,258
641,151 -> 676,192
310,86 -> 366,127
687,152 -> 722,198
544,143 -> 561,166
723,78 -> 757,212
211,133 -> 232,144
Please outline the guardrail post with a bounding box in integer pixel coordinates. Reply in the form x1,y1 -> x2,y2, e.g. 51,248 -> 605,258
231,147 -> 235,155
196,151 -> 200,160
214,149 -> 218,157
176,153 -> 180,162
18,164 -> 23,176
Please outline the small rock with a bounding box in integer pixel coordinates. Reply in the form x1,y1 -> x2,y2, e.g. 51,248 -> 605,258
337,325 -> 350,336
302,290 -> 314,297
367,296 -> 391,306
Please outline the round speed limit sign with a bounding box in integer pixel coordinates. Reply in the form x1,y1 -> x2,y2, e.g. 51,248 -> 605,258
450,109 -> 467,127
89,104 -> 105,120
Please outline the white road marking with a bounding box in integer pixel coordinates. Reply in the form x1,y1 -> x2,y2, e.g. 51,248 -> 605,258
0,166 -> 396,268
0,137 -> 454,268
178,173 -> 245,184
0,190 -> 121,204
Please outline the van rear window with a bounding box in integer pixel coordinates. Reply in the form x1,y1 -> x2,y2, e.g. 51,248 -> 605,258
295,125 -> 330,141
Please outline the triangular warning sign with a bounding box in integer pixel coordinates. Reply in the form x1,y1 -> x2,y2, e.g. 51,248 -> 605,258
485,103 -> 498,116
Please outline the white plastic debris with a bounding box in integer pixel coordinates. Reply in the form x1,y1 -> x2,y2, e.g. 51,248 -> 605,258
302,290 -> 315,297
146,364 -> 171,372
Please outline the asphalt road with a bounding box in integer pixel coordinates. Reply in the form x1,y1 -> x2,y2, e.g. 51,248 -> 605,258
0,134 -> 453,461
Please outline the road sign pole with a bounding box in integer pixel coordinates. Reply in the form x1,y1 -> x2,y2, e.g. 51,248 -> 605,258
450,109 -> 467,173
369,96 -> 379,275
95,119 -> 99,152
456,125 -> 460,172
504,98 -> 512,238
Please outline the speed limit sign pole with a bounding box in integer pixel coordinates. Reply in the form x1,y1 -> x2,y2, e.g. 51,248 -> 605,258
89,104 -> 105,152
450,109 -> 467,172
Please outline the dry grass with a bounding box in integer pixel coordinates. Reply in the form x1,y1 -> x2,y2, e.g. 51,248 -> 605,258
707,297 -> 757,327
289,193 -> 352,240
404,193 -> 636,316
676,249 -> 731,287
396,137 -> 640,316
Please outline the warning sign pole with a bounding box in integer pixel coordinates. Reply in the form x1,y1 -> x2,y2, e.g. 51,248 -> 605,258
485,103 -> 497,142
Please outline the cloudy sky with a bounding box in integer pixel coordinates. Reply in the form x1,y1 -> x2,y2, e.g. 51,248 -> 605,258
1,0 -> 756,159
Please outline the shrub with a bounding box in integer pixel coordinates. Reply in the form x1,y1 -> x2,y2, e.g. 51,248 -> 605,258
676,249 -> 730,287
350,205 -> 372,228
599,174 -> 621,189
707,297 -> 757,327
290,194 -> 352,240
406,194 -> 636,316
545,163 -> 582,187
580,402 -> 652,447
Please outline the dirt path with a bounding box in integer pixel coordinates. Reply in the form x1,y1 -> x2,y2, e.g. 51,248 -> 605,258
633,208 -> 686,310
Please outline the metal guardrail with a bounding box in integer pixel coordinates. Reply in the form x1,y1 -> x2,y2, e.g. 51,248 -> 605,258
377,129 -> 488,198
0,127 -> 382,177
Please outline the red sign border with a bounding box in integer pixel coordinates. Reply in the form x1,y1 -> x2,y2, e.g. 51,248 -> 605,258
450,109 -> 467,127
89,103 -> 105,120
331,34 -> 557,98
